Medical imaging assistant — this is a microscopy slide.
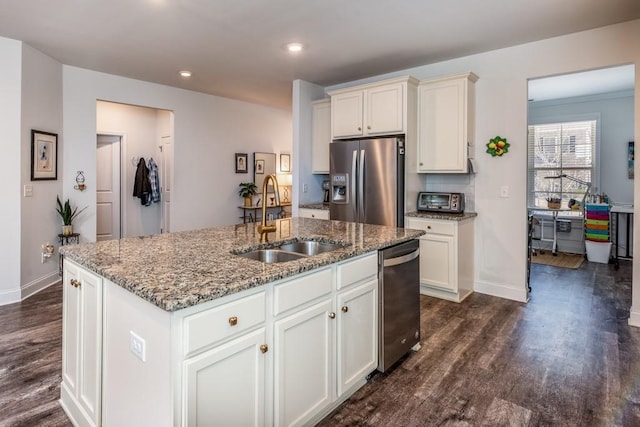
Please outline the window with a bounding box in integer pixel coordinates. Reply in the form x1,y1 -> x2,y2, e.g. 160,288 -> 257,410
527,120 -> 596,210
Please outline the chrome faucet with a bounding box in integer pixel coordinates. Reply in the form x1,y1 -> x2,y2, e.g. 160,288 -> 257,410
257,174 -> 280,243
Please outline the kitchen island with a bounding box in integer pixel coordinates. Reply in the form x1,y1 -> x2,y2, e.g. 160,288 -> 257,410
59,217 -> 424,427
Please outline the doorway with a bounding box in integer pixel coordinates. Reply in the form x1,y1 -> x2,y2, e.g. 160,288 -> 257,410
526,64 -> 635,290
96,134 -> 122,241
96,101 -> 174,239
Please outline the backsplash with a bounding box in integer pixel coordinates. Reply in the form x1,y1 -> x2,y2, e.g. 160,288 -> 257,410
421,174 -> 476,212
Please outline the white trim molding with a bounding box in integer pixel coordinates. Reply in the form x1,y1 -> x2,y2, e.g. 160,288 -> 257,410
0,287 -> 21,306
474,280 -> 529,303
629,306 -> 640,328
21,271 -> 60,301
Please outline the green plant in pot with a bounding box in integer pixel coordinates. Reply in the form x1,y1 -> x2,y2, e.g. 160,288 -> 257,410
56,196 -> 87,236
238,182 -> 258,207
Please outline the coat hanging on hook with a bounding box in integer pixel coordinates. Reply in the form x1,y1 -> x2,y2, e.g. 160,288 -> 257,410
133,157 -> 151,205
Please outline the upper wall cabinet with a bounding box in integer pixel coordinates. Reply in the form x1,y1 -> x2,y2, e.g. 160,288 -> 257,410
311,99 -> 331,174
328,76 -> 418,140
417,72 -> 478,173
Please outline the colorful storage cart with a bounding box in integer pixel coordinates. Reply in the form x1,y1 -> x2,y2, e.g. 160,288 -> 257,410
585,203 -> 611,263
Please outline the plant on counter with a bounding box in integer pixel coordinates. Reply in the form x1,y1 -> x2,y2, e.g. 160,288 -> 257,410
56,196 -> 87,236
238,182 -> 258,207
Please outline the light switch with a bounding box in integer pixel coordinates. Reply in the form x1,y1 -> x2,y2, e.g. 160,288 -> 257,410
500,185 -> 509,198
24,184 -> 33,197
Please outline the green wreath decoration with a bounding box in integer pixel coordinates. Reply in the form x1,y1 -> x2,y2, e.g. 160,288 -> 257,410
486,136 -> 509,157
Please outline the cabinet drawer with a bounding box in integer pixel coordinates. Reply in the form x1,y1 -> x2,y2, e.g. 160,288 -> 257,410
183,292 -> 265,356
274,268 -> 332,316
299,208 -> 330,220
406,218 -> 455,236
336,253 -> 378,290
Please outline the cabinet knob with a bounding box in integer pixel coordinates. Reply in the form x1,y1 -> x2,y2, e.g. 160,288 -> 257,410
228,316 -> 238,326
260,344 -> 268,354
357,127 -> 362,131
419,162 -> 424,166
328,312 -> 336,319
367,125 -> 371,130
341,306 -> 349,313
70,279 -> 81,288
427,226 -> 431,229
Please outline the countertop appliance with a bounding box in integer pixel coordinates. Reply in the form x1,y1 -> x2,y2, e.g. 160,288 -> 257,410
322,179 -> 330,204
378,239 -> 420,372
417,191 -> 465,214
330,137 -> 405,227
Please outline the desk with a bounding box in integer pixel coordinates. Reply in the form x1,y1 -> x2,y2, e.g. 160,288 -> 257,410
611,204 -> 633,270
528,207 -> 577,255
239,203 -> 291,224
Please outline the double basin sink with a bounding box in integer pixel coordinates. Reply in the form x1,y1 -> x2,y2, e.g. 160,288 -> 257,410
233,240 -> 347,264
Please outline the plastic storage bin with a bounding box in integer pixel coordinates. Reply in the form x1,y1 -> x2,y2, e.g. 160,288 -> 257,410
585,240 -> 612,263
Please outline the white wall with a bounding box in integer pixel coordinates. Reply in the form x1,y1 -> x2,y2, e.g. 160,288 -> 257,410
0,37 -> 22,304
317,20 -> 640,312
292,80 -> 327,211
63,66 -> 292,241
20,44 -> 63,299
97,101 -> 164,237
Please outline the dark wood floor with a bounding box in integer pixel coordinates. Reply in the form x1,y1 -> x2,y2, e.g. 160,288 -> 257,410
1,261 -> 638,426
320,260 -> 640,426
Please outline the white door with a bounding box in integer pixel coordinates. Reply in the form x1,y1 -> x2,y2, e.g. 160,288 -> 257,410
160,135 -> 172,233
96,135 -> 121,241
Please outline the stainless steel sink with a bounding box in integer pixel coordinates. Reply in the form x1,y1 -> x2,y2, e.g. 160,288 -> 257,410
278,241 -> 345,256
235,249 -> 307,263
233,239 -> 347,264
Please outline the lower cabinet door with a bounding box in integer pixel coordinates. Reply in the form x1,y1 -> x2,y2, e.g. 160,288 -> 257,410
183,328 -> 267,427
274,299 -> 334,427
336,279 -> 377,397
419,235 -> 456,292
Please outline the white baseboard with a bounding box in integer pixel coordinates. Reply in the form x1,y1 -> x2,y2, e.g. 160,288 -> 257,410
0,271 -> 60,306
0,287 -> 21,306
628,306 -> 640,328
474,280 -> 529,303
21,271 -> 60,300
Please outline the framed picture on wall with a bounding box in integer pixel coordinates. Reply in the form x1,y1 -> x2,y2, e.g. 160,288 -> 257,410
31,129 -> 58,180
280,153 -> 291,172
255,159 -> 265,174
235,153 -> 248,173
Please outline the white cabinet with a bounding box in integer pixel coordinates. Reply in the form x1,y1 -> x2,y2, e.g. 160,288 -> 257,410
417,72 -> 478,173
405,216 -> 475,302
183,328 -> 267,427
329,77 -> 418,140
298,208 -> 330,220
60,260 -> 103,427
336,279 -> 377,396
311,99 -> 331,174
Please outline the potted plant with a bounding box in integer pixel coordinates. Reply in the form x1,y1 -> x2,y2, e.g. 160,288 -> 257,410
238,182 -> 258,207
56,196 -> 87,236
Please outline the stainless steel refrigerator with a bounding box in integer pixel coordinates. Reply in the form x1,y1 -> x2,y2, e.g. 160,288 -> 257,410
329,137 -> 405,227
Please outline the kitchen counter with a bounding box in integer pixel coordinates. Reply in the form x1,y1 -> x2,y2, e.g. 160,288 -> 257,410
60,217 -> 423,312
299,202 -> 330,210
406,210 -> 478,221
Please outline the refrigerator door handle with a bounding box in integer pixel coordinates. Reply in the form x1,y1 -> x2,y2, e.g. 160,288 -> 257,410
359,148 -> 365,222
351,149 -> 358,220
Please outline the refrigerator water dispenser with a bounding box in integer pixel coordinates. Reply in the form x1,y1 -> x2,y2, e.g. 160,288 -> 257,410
331,174 -> 349,203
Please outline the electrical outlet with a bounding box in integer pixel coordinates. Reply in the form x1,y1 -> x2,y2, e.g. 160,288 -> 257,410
303,184 -> 308,193
23,184 -> 33,197
130,331 -> 146,362
268,213 -> 274,221
500,185 -> 509,198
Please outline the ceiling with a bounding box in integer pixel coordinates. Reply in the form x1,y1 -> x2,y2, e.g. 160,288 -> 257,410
1,1 -> 639,109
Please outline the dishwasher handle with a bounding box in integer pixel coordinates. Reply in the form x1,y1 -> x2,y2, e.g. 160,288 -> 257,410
383,248 -> 419,267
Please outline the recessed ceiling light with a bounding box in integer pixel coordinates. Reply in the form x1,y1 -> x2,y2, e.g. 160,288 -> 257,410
286,43 -> 304,53
179,70 -> 192,78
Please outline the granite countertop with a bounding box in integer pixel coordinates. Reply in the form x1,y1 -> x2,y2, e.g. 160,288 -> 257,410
406,211 -> 478,221
61,218 -> 424,312
299,202 -> 330,211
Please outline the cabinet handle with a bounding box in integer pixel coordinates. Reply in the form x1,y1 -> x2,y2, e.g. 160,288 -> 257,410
228,316 -> 238,326
70,279 -> 81,288
341,306 -> 349,313
260,344 -> 268,354
328,312 -> 336,319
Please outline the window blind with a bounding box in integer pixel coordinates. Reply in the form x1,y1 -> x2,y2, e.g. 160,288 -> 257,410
527,120 -> 596,210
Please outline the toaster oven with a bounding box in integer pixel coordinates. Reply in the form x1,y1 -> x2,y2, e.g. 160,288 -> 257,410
417,192 -> 465,213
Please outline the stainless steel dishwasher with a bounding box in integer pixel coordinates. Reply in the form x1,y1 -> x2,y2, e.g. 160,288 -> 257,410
378,239 -> 421,372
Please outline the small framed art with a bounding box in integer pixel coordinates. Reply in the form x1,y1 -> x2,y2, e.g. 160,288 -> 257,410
255,159 -> 265,174
280,153 -> 291,172
31,130 -> 58,180
235,153 -> 248,173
